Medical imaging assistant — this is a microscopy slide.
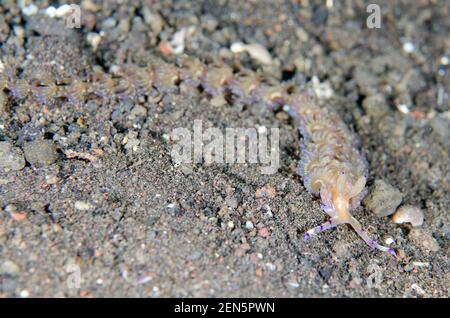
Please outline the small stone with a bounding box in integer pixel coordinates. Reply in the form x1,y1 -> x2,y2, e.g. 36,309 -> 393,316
210,95 -> 226,107
1,277 -> 17,292
45,174 -> 58,184
255,267 -> 264,277
188,251 -> 202,261
87,32 -> 102,51
234,243 -> 251,257
22,4 -> 39,16
245,220 -> 254,230
385,237 -> 395,245
392,205 -> 424,227
258,227 -> 270,238
397,104 -> 410,114
5,204 -> 17,213
166,202 -> 182,216
403,42 -> 415,54
102,17 -> 117,29
19,290 -> 30,298
227,221 -> 235,229
409,229 -> 440,252
255,185 -> 277,199
130,105 -> 147,118
23,140 -> 58,167
362,94 -> 389,118
430,116 -> 450,149
180,164 -> 193,176
0,142 -> 26,171
0,260 -> 20,276
230,42 -> 272,65
11,212 -> 27,222
286,281 -> 300,290
363,180 -> 402,217
264,262 -> 276,271
225,196 -> 239,209
74,201 -> 94,211
13,26 -> 25,38
142,7 -> 163,34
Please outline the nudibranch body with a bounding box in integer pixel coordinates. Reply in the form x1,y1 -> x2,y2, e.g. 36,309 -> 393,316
286,96 -> 396,256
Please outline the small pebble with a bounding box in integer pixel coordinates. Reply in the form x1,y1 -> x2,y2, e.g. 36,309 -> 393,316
22,4 -> 39,16
230,42 -> 272,65
23,140 -> 58,167
130,105 -> 147,118
397,104 -> 410,114
44,4 -> 74,18
264,262 -> 276,271
409,229 -> 440,252
245,220 -> 254,230
363,180 -> 403,217
74,201 -> 94,211
87,32 -> 102,51
45,174 -> 58,184
440,56 -> 449,66
362,94 -> 389,118
410,283 -> 425,296
255,185 -> 277,199
258,227 -> 270,238
403,42 -> 415,54
0,260 -> 20,276
404,261 -> 430,272
101,17 -> 117,29
225,196 -> 238,209
19,290 -> 30,298
255,267 -> 264,277
0,142 -> 26,171
385,237 -> 395,245
142,7 -> 163,34
392,205 -> 424,227
286,281 -> 300,289
188,251 -> 202,261
5,204 -> 17,213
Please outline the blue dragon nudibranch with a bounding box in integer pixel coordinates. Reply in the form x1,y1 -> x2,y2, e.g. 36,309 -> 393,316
1,54 -> 395,255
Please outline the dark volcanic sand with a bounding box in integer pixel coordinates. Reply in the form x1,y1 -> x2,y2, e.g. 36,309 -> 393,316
0,1 -> 448,297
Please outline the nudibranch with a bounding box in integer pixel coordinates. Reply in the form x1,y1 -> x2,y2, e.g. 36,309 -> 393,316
1,52 -> 395,255
285,95 -> 396,256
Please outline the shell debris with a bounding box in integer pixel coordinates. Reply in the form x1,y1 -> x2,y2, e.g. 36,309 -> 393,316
231,42 -> 273,65
159,26 -> 196,55
392,205 -> 424,227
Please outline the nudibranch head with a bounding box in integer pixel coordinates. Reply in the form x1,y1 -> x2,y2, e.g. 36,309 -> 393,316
332,172 -> 366,214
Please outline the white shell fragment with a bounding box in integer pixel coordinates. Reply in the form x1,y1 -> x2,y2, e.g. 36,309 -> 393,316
163,26 -> 196,55
231,42 -> 272,65
87,32 -> 103,51
44,4 -> 74,18
402,42 -> 415,54
392,205 -> 424,227
22,4 -> 39,16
